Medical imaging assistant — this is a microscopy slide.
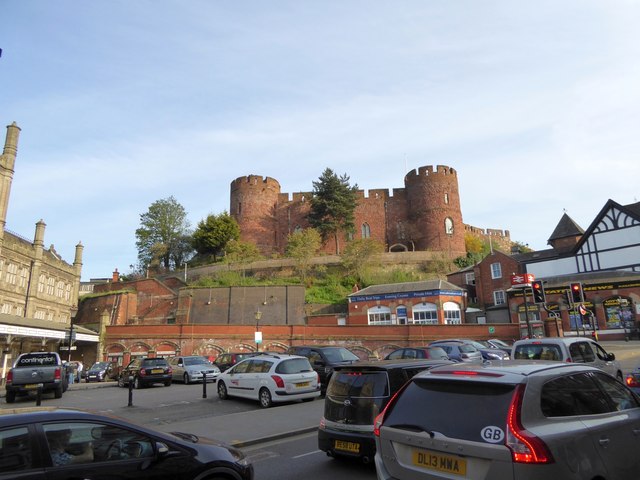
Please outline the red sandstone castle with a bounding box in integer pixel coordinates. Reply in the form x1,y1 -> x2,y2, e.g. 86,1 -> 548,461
230,165 -> 510,257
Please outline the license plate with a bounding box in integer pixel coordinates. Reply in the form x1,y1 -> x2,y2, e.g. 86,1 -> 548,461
24,383 -> 39,389
412,448 -> 467,476
151,369 -> 164,374
296,381 -> 310,388
335,440 -> 360,453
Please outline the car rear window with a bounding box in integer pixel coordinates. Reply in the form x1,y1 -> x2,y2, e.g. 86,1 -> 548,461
513,344 -> 562,360
427,347 -> 448,358
184,357 -> 209,366
276,358 -> 312,374
141,358 -> 168,367
384,379 -> 516,441
328,370 -> 389,398
458,345 -> 477,353
16,353 -> 58,367
322,348 -> 359,362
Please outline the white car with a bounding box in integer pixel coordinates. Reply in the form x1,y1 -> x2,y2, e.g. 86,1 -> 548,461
216,353 -> 320,408
512,337 -> 623,381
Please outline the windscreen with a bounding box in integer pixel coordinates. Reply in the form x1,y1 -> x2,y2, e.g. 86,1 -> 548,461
185,357 -> 209,366
383,379 -> 516,442
322,348 -> 359,362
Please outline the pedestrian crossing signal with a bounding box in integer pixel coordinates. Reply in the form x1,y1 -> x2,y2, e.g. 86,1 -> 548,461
531,281 -> 546,304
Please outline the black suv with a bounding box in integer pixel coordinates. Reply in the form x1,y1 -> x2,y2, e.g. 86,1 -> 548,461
319,358 -> 452,463
287,345 -> 360,395
214,352 -> 261,372
117,357 -> 172,389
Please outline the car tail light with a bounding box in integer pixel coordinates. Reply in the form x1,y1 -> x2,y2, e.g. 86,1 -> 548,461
6,370 -> 12,385
167,367 -> 172,374
626,375 -> 640,388
373,383 -> 409,437
54,367 -> 61,380
139,369 -> 147,376
271,375 -> 285,388
506,383 -> 554,464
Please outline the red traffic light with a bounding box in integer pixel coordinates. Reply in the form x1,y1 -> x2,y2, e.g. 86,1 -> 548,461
531,280 -> 546,304
570,282 -> 584,303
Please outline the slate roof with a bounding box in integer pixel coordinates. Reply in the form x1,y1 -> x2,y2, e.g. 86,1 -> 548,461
349,279 -> 463,297
547,213 -> 584,243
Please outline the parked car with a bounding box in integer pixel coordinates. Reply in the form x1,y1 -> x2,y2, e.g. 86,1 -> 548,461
431,338 -> 510,361
117,357 -> 172,389
486,338 -> 513,355
383,346 -> 449,361
5,352 -> 68,403
217,353 -> 320,408
374,361 -> 640,479
214,352 -> 261,372
168,356 -> 221,384
427,340 -> 483,363
85,361 -> 119,383
0,406 -> 253,479
287,345 -> 360,395
512,337 -> 623,381
319,358 -> 452,463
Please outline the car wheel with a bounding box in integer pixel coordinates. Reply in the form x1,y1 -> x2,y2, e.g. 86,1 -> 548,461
183,373 -> 190,384
133,376 -> 142,389
5,390 -> 16,403
54,384 -> 63,399
259,387 -> 273,408
217,381 -> 228,400
164,380 -> 171,387
117,375 -> 125,388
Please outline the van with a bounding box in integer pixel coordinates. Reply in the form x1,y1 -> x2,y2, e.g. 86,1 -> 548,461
318,358 -> 451,463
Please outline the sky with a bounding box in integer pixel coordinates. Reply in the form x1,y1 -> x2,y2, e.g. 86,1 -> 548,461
2,1 -> 640,282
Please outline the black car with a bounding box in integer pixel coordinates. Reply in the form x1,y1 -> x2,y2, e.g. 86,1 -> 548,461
85,361 -> 119,383
213,352 -> 261,372
287,345 -> 360,395
319,358 -> 452,463
383,346 -> 450,361
118,357 -> 172,389
0,407 -> 253,480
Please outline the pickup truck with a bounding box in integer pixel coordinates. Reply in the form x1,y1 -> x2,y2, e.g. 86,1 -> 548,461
5,352 -> 68,403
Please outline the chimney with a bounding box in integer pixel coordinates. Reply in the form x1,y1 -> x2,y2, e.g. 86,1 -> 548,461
112,269 -> 120,283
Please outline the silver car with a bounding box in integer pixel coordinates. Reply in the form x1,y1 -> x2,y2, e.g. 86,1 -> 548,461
374,362 -> 640,479
168,355 -> 220,384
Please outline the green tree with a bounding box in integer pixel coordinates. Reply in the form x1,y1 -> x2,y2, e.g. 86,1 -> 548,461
286,228 -> 322,284
224,240 -> 263,266
341,238 -> 384,281
308,168 -> 359,254
192,211 -> 240,262
135,196 -> 193,271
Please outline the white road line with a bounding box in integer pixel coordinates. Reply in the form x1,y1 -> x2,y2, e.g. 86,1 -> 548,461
292,449 -> 322,459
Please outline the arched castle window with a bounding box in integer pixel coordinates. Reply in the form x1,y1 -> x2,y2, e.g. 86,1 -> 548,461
444,218 -> 454,235
361,223 -> 371,239
444,193 -> 449,204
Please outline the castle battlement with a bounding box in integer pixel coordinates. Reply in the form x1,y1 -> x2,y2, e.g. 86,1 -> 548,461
405,164 -> 457,181
230,174 -> 281,191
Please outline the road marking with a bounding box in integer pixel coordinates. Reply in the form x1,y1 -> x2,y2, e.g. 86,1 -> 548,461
293,449 -> 321,459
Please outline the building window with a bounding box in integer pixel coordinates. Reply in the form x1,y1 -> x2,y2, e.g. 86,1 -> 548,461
55,281 -> 64,298
15,305 -> 24,316
443,302 -> 461,324
34,310 -> 45,320
47,277 -> 55,296
465,272 -> 475,285
367,306 -> 393,325
444,218 -> 454,235
5,263 -> 17,285
237,202 -> 241,215
491,262 -> 502,279
19,267 -> 28,288
1,303 -> 11,314
361,223 -> 371,239
65,284 -> 71,301
411,302 -> 438,324
444,193 -> 449,204
493,290 -> 506,305
38,274 -> 46,293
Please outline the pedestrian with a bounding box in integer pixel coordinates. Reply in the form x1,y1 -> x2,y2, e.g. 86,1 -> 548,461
76,361 -> 83,382
68,362 -> 76,385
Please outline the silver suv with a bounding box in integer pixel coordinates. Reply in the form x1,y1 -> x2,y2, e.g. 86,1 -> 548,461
374,362 -> 640,479
512,337 -> 623,381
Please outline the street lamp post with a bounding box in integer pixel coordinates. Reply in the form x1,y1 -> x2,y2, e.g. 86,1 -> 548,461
254,310 -> 262,352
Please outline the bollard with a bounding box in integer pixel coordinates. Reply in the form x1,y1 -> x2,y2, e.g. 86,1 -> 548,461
36,384 -> 43,406
128,376 -> 134,407
202,371 -> 207,398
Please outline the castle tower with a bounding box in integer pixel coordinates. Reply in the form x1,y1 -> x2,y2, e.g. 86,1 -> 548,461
0,122 -> 20,240
404,165 -> 466,257
230,175 -> 281,254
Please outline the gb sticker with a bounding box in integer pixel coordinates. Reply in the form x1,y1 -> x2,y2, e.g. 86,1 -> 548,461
481,426 -> 505,443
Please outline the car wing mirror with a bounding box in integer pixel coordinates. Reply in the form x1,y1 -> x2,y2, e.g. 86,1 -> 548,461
606,353 -> 616,361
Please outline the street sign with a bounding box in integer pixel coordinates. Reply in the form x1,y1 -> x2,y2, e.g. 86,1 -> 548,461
511,273 -> 535,287
254,331 -> 263,344
59,346 -> 77,351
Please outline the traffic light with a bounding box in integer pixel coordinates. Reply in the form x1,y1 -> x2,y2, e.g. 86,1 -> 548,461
531,280 -> 546,304
570,282 -> 584,303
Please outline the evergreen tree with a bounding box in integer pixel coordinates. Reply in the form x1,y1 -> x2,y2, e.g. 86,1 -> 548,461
308,168 -> 358,254
192,211 -> 240,262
